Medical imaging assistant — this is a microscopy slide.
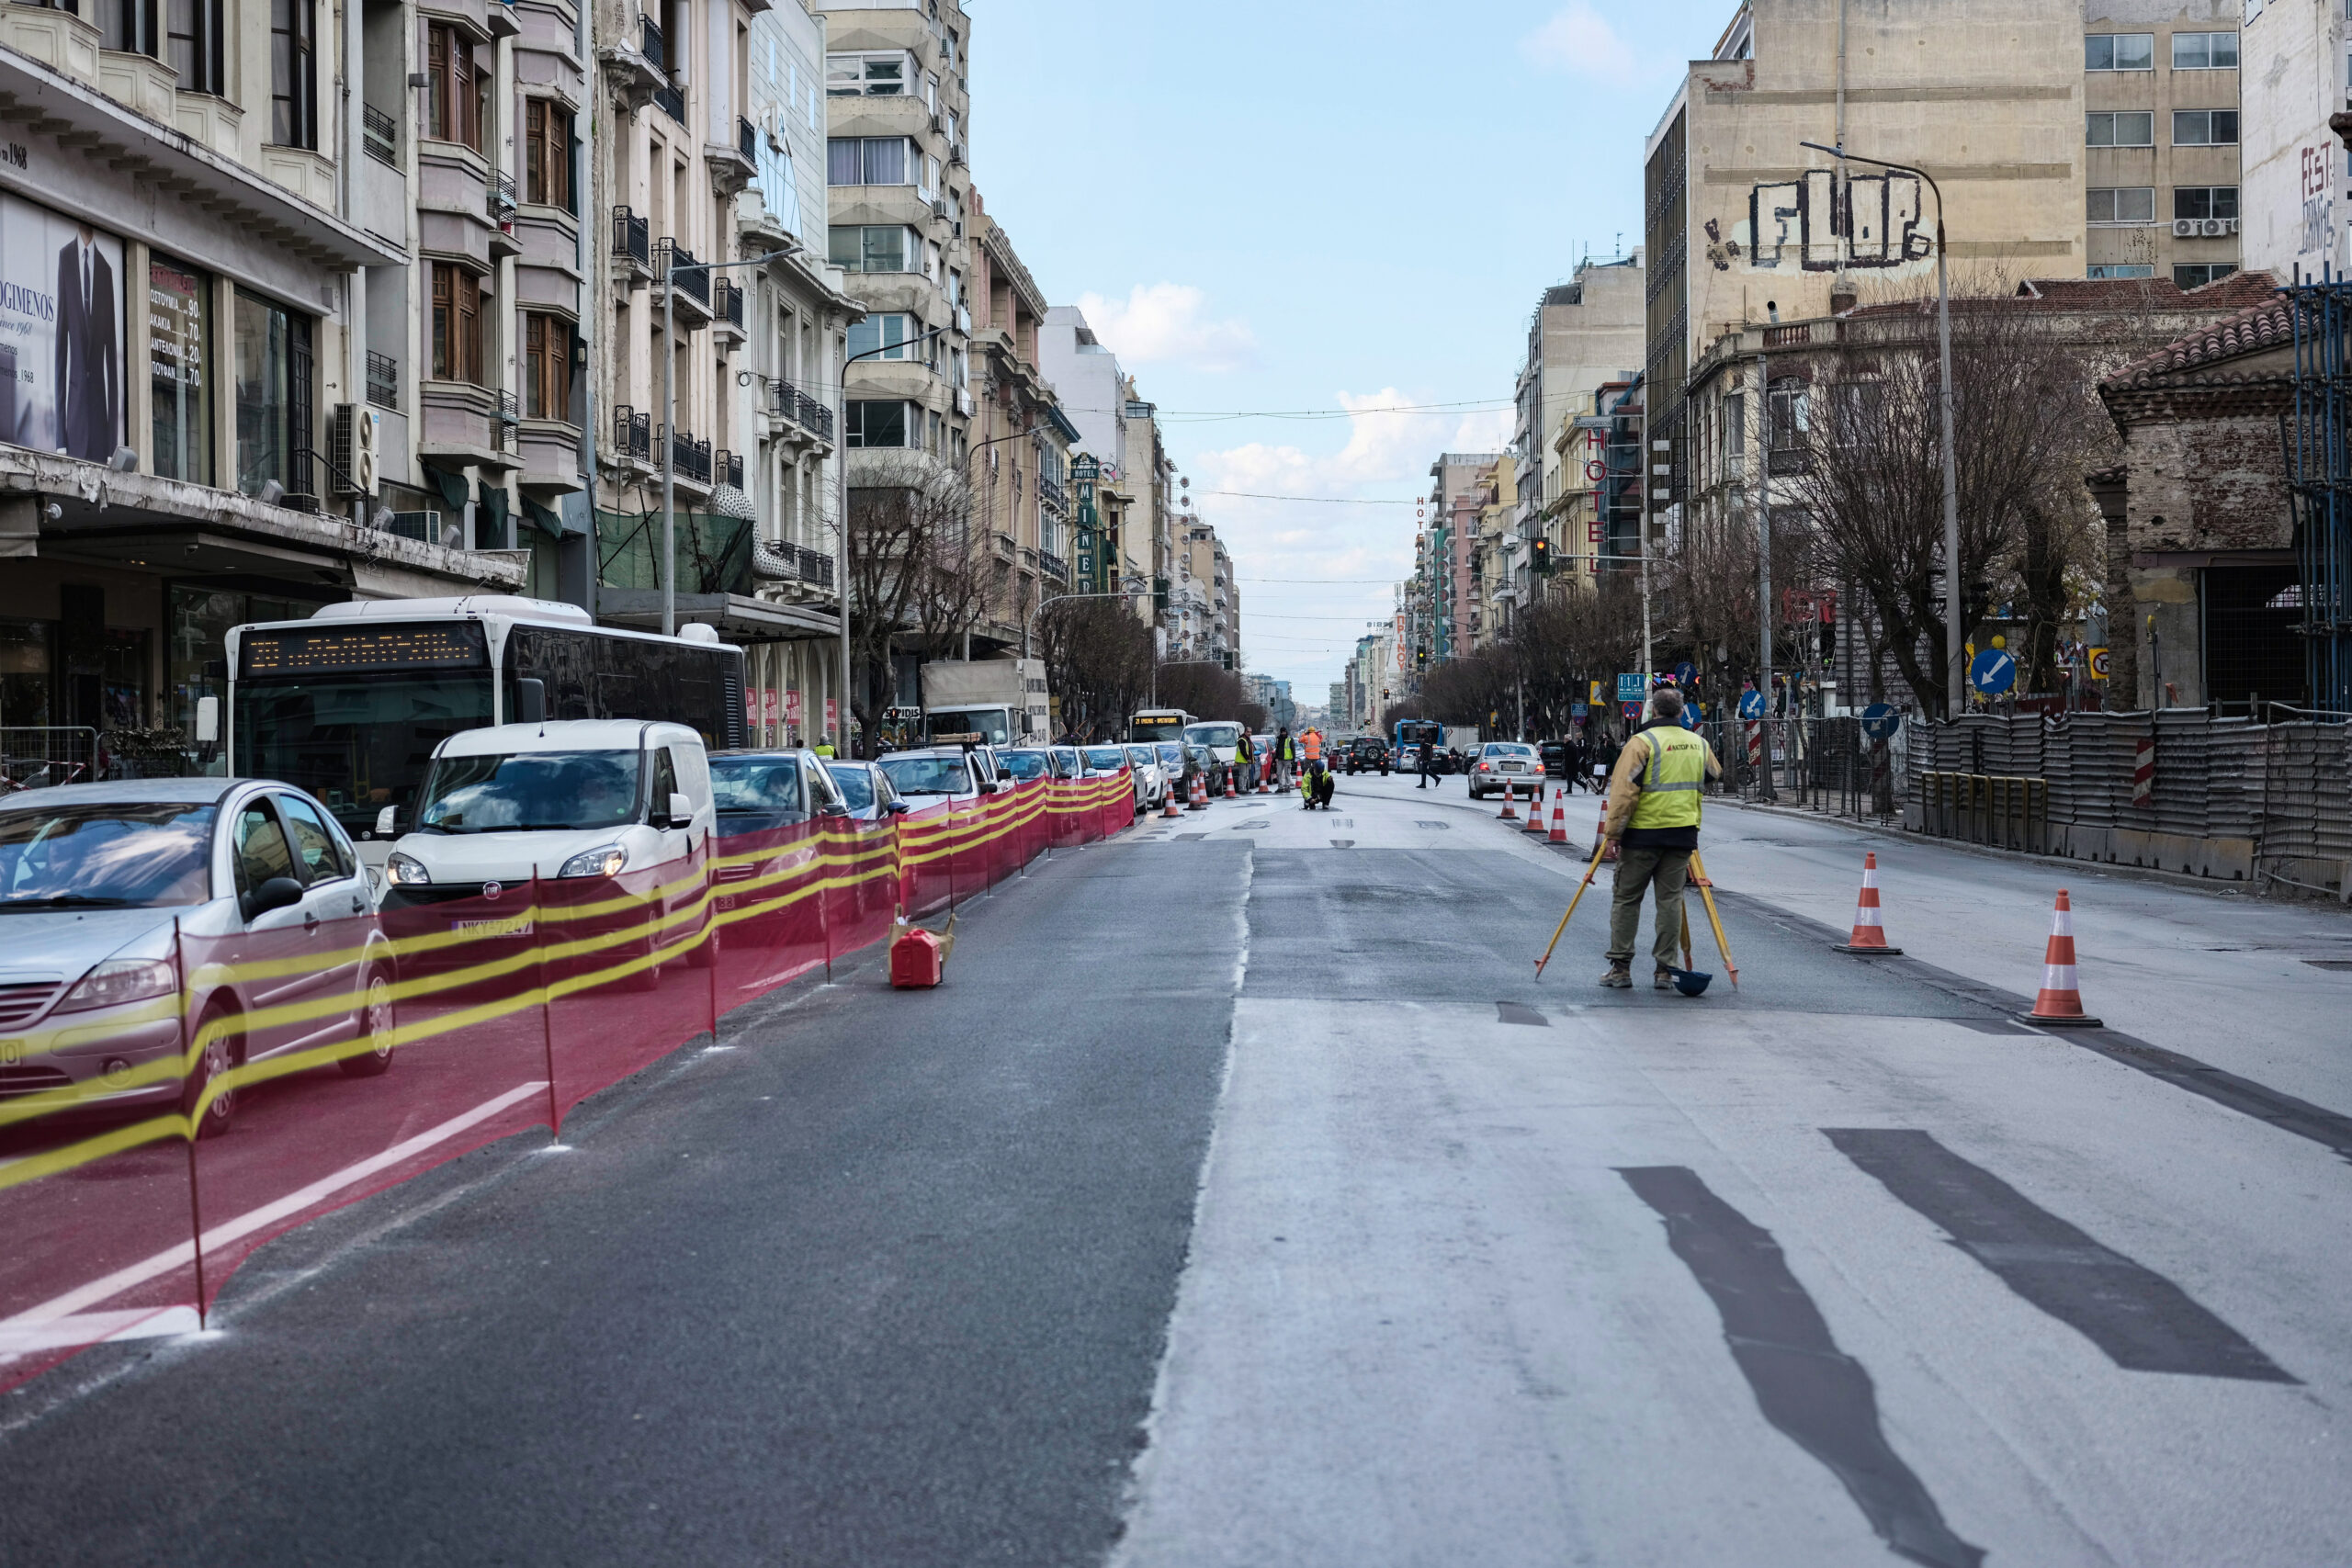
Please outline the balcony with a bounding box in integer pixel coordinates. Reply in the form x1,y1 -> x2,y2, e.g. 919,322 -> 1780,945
640,14 -> 664,73
488,0 -> 521,36
364,104 -> 399,166
1037,473 -> 1066,512
1039,548 -> 1069,581
753,540 -> 834,592
418,379 -> 519,471
766,379 -> 835,444
366,352 -> 400,412
496,389 -> 521,454
659,424 -> 713,487
707,115 -> 757,196
712,276 -> 746,344
611,206 -> 651,282
488,170 -> 521,258
613,405 -> 652,466
1767,444 -> 1812,478
653,238 -> 711,324
715,448 -> 746,491
599,15 -> 665,108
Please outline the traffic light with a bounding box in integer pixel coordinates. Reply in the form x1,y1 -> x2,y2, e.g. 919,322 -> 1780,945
1152,576 -> 1169,612
1529,536 -> 1552,575
1415,647 -> 1429,670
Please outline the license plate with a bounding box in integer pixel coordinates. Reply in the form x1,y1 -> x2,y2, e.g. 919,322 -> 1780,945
0,1040 -> 20,1066
450,916 -> 533,938
1502,762 -> 1523,772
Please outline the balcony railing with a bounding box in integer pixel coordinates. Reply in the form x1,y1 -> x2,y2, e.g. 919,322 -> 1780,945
1039,548 -> 1068,580
714,276 -> 744,329
639,14 -> 664,73
614,406 -> 651,462
659,424 -> 711,484
612,206 -> 650,268
363,104 -> 398,166
490,169 -> 517,220
1037,474 -> 1066,510
796,546 -> 835,589
1767,444 -> 1812,477
715,448 -> 745,491
496,389 -> 519,452
737,116 -> 757,163
653,239 -> 708,307
366,351 -> 399,412
652,81 -> 684,124
797,391 -> 833,441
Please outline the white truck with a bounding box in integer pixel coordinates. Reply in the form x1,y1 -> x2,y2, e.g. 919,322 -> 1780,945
1442,725 -> 1481,755
921,658 -> 1048,747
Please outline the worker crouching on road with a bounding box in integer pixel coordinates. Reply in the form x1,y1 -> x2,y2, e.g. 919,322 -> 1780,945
1598,687 -> 1722,989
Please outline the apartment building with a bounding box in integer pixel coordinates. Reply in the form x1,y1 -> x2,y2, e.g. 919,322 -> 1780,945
965,191 -> 1076,655
2084,1 -> 2244,288
1509,255 -> 1645,603
1466,456 -> 1517,650
1038,304 -> 1154,604
0,0 -> 499,747
1642,0 -> 2085,514
1175,520 -> 1233,666
818,0 -> 971,474
1424,451 -> 1500,662
2239,0 -> 2346,279
1119,383 -> 1175,647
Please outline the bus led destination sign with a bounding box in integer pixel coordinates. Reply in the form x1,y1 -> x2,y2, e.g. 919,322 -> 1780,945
241,624 -> 490,678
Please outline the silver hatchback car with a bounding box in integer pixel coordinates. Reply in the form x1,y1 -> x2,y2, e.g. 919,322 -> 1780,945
0,779 -> 395,1138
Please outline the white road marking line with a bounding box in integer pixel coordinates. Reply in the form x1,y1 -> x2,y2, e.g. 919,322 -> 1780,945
0,1081 -> 548,1338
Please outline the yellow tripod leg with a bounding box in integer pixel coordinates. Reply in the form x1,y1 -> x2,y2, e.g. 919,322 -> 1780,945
1689,852 -> 1739,990
1535,840 -> 1611,977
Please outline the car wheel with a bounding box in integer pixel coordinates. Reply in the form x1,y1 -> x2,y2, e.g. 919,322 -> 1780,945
339,968 -> 396,1077
183,1002 -> 240,1138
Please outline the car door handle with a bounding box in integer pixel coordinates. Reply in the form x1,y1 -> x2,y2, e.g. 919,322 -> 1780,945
304,910 -> 322,931
350,895 -> 367,915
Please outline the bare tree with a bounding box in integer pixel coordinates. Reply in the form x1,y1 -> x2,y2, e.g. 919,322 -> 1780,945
1037,598 -> 1152,741
844,457 -> 985,755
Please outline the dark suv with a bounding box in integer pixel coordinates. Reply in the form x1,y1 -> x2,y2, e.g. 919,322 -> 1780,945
1344,737 -> 1390,775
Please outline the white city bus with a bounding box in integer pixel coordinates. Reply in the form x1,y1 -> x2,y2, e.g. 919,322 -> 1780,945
226,596 -> 746,856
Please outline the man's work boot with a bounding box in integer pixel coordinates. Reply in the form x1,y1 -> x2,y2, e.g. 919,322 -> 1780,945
1655,967 -> 1675,991
1598,961 -> 1633,988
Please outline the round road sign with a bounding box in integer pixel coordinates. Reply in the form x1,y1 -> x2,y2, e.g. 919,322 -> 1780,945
1860,703 -> 1901,740
1969,648 -> 2018,696
1737,689 -> 1767,720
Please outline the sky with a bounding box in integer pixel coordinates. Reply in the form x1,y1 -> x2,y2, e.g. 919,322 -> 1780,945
963,0 -> 1729,701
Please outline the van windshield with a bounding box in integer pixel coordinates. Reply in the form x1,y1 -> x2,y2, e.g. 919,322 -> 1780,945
417,751 -> 642,832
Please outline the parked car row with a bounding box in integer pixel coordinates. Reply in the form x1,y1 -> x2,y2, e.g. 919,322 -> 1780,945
0,724 -> 1151,1140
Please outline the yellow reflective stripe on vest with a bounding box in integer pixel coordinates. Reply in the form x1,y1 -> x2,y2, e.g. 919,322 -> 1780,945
1630,727 -> 1705,830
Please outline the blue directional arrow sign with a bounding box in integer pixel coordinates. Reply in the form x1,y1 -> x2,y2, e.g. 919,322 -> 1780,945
1737,689 -> 1767,719
1969,648 -> 2018,696
1860,702 -> 1902,740
1673,660 -> 1697,688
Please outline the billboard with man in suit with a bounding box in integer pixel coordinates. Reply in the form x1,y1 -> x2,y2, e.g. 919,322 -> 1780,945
0,192 -> 124,459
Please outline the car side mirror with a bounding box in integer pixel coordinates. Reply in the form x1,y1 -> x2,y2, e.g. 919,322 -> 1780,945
241,874 -> 306,923
886,799 -> 912,815
375,805 -> 400,838
666,792 -> 693,826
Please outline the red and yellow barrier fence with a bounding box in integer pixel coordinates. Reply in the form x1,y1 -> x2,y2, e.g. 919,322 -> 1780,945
0,772 -> 1137,1392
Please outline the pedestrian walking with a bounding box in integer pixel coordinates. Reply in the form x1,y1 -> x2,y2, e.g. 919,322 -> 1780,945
1418,734 -> 1435,790
1597,688 -> 1722,990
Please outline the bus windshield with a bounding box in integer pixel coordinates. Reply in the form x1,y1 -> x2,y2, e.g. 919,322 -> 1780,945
234,672 -> 494,835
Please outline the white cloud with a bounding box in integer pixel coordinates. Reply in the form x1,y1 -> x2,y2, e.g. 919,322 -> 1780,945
1521,1 -> 1637,80
1074,283 -> 1258,374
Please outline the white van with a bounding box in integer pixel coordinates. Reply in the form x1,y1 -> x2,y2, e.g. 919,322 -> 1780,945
378,719 -> 715,895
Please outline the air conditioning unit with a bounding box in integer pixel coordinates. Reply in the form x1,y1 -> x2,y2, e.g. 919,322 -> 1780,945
955,305 -> 971,334
2172,219 -> 2197,237
2207,218 -> 2231,236
2225,217 -> 2240,234
955,388 -> 973,416
328,402 -> 380,497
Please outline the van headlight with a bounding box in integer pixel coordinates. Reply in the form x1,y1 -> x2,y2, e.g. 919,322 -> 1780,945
385,852 -> 432,886
558,843 -> 628,879
56,958 -> 178,1014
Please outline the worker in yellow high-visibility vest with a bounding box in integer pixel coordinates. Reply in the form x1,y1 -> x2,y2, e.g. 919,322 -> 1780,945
1598,686 -> 1721,989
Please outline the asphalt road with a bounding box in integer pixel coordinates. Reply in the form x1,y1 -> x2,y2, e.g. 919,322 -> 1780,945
5,770 -> 2349,1566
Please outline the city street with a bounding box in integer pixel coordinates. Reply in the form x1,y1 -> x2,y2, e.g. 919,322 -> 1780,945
5,776 -> 2349,1566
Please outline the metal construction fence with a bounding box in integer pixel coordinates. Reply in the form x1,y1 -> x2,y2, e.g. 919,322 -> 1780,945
1697,708 -> 2352,890
0,772 -> 1144,1394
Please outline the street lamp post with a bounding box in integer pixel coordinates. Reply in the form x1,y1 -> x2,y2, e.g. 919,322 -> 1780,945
1800,140 -> 1959,717
831,321 -> 946,754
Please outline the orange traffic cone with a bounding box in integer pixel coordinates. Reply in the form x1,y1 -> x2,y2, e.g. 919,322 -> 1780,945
1498,782 -> 1519,820
1187,773 -> 1208,811
1548,786 -> 1568,844
1161,782 -> 1182,819
1225,772 -> 1237,798
1831,852 -> 1903,954
2023,889 -> 2101,1027
1522,784 -> 1550,835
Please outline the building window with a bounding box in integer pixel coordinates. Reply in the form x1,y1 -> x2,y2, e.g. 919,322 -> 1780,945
523,98 -> 575,210
430,263 -> 484,385
2173,109 -> 2239,145
426,23 -> 488,153
847,313 -> 917,360
150,254 -> 210,486
2175,186 -> 2240,220
845,400 -> 910,448
2087,186 -> 2156,223
2175,264 -> 2238,288
165,0 -> 223,94
825,51 -> 910,96
2087,264 -> 2155,278
827,224 -> 917,273
524,313 -> 572,421
2172,31 -> 2239,68
1723,392 -> 1745,459
826,136 -> 910,186
2085,33 -> 2154,70
234,290 -> 311,500
100,0 -> 159,57
269,0 -> 315,148
2087,111 -> 2155,147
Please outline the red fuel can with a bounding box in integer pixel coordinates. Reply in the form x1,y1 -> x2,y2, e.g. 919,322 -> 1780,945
890,925 -> 945,988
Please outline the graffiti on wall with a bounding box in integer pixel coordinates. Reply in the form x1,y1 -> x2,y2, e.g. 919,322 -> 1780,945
1702,169 -> 1932,273
2300,141 -> 2336,262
